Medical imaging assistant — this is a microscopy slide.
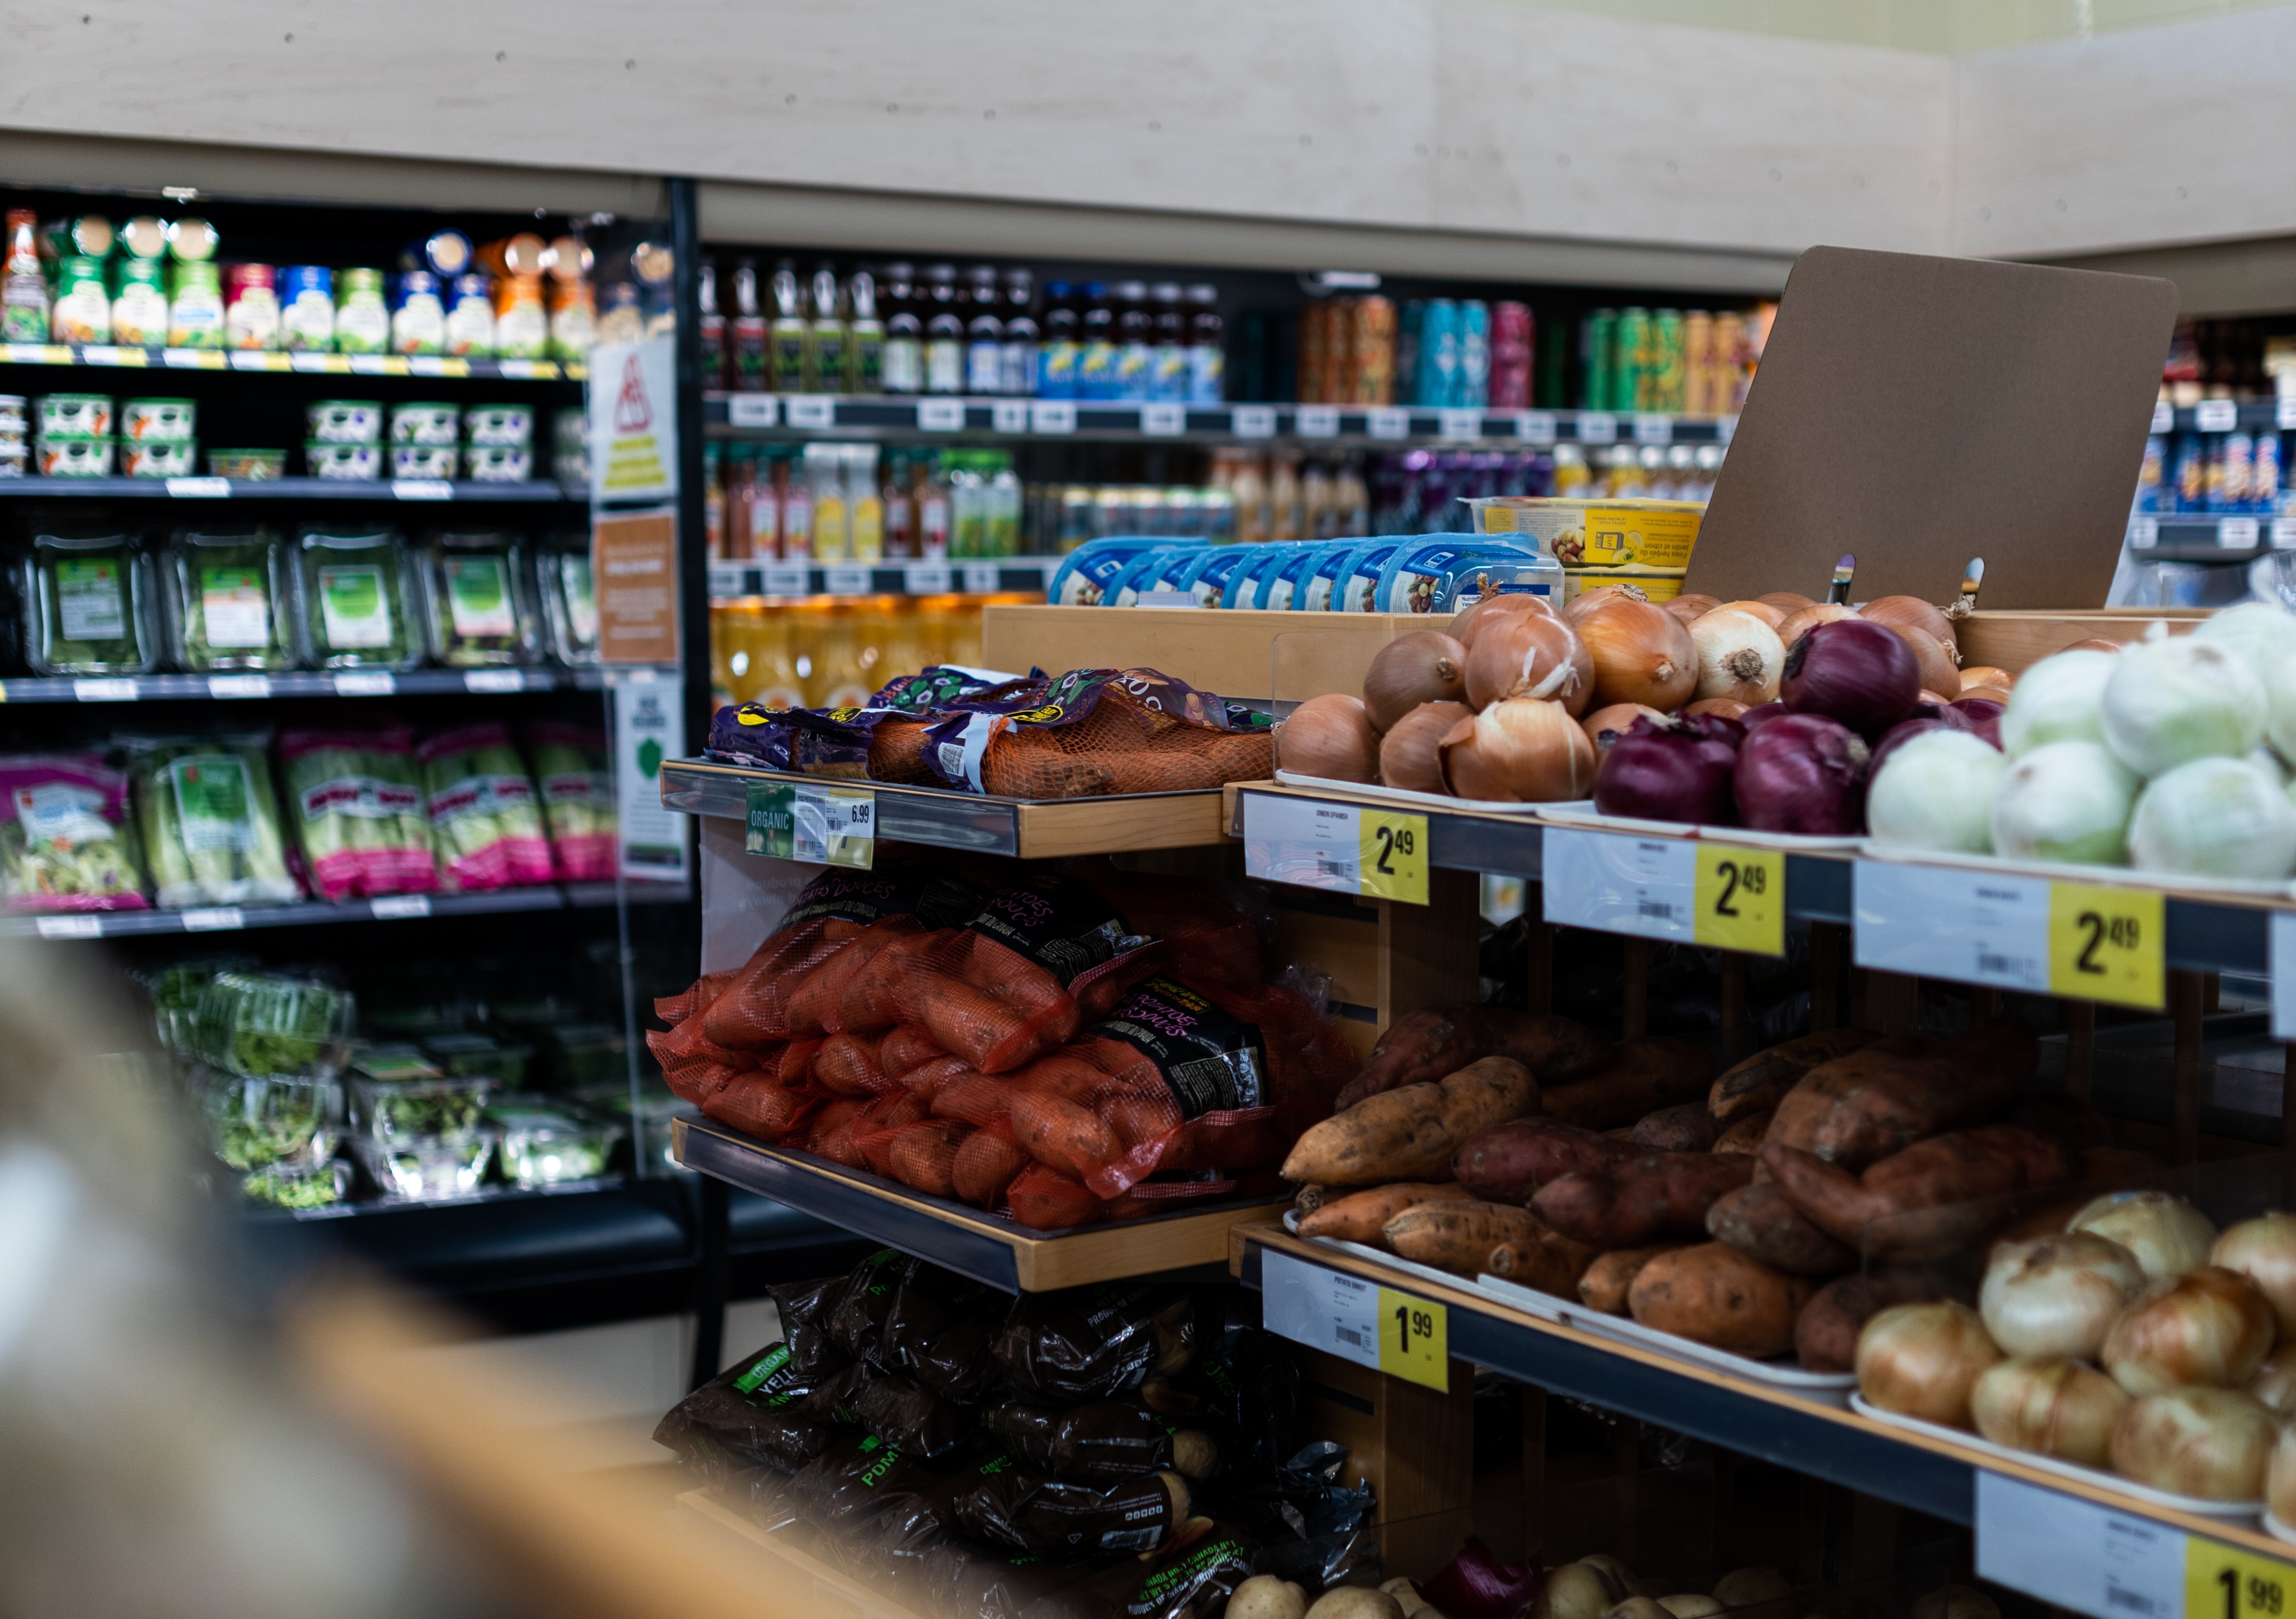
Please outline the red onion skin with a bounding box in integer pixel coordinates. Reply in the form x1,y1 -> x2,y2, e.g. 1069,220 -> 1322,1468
1735,712 -> 1871,834
1781,619 -> 1920,739
1413,1536 -> 1540,1619
1594,714 -> 1742,824
1740,701 -> 1789,730
1951,697 -> 2005,749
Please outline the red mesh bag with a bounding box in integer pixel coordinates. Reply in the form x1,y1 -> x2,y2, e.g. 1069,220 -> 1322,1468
865,716 -> 941,784
800,1099 -> 870,1167
777,1037 -> 824,1088
953,1119 -> 1031,1209
927,670 -> 1273,800
883,1119 -> 977,1197
896,1055 -> 976,1105
656,971 -> 733,1026
701,1072 -> 816,1142
648,1022 -> 756,1106
879,1025 -> 948,1081
1103,1177 -> 1250,1222
1005,1164 -> 1106,1231
813,1033 -> 898,1099
852,1094 -> 932,1176
1072,864 -> 1262,990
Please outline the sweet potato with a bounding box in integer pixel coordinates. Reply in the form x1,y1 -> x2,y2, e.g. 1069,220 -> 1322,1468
1759,1038 -> 1921,1152
952,1125 -> 1029,1209
1628,1243 -> 1817,1356
1488,1225 -> 1598,1295
1708,1028 -> 1879,1123
1293,1184 -> 1330,1216
886,1119 -> 976,1197
1452,1117 -> 1639,1203
1578,1245 -> 1689,1314
1009,1090 -> 1121,1180
1761,1125 -> 2079,1262
1630,1101 -> 1720,1153
1299,1182 -> 1474,1245
1383,1199 -> 1544,1272
1282,1056 -> 1536,1186
1766,1018 -> 2038,1168
1335,1007 -> 1610,1109
1531,1152 -> 1755,1247
1713,1111 -> 1773,1155
1704,1181 -> 1858,1276
1540,1037 -> 1712,1131
1794,1267 -> 1963,1371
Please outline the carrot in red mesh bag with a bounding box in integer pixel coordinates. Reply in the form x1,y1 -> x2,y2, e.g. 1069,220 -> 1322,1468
700,865 -> 979,1049
812,1032 -> 899,1099
921,668 -> 1274,800
657,972 -> 733,1026
701,1070 -> 816,1142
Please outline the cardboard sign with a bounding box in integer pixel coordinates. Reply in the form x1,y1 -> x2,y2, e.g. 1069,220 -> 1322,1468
592,506 -> 681,667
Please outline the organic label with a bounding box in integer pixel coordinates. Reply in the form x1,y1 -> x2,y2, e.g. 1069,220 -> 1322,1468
56,559 -> 126,642
199,566 -> 271,648
317,565 -> 394,649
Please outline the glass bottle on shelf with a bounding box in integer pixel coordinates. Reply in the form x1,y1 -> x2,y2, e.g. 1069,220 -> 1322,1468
730,258 -> 767,392
1185,284 -> 1225,404
807,443 -> 849,560
845,445 -> 884,561
883,452 -> 916,558
768,259 -> 808,392
1302,460 -> 1335,541
807,266 -> 849,395
948,454 -> 988,559
1077,284 -> 1116,401
703,444 -> 727,561
3,210 -> 50,343
965,266 -> 1003,395
918,455 -> 951,559
1269,453 -> 1304,542
1113,281 -> 1152,402
922,264 -> 964,395
1150,283 -> 1188,403
697,258 -> 726,389
777,449 -> 812,559
1038,282 -> 1078,400
846,270 -> 884,394
746,608 -> 806,710
987,454 -> 1022,557
812,605 -> 873,708
880,263 -> 922,395
1335,455 -> 1370,537
747,449 -> 782,560
1000,269 -> 1039,397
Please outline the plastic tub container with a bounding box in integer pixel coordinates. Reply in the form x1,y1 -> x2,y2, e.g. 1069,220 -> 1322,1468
208,448 -> 286,481
23,528 -> 156,674
194,969 -> 356,1082
1044,535 -> 1199,607
37,393 -> 112,438
35,436 -> 114,477
389,402 -> 459,445
120,397 -> 195,442
460,443 -> 532,483
1370,536 -> 1565,614
306,399 -> 384,444
389,443 -> 458,480
1331,540 -> 1404,611
535,536 -> 599,665
1464,495 -> 1702,605
419,530 -> 538,667
121,438 -> 195,479
461,404 -> 533,446
306,441 -> 381,481
293,525 -> 425,671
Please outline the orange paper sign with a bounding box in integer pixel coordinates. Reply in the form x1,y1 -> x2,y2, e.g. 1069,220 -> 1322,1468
592,506 -> 680,667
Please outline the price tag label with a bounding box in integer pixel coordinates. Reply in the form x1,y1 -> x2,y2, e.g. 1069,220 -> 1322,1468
2280,398 -> 2296,433
2132,516 -> 2160,549
231,351 -> 291,372
1366,406 -> 1411,441
1632,413 -> 1674,444
1854,862 -> 2166,1009
2050,881 -> 2165,1010
1260,1251 -> 1452,1391
2152,400 -> 2177,433
1693,844 -> 1786,955
1716,414 -> 1737,443
2189,1536 -> 2296,1619
1296,405 -> 1340,439
207,674 -> 271,699
962,563 -> 1001,594
1232,405 -> 1277,439
917,397 -> 966,431
1240,795 -> 1428,905
1437,408 -> 1482,441
289,352 -> 350,374
392,479 -> 454,501
745,780 -> 875,868
181,907 -> 245,932
371,895 -> 432,919
35,915 -> 103,939
412,356 -> 470,378
1976,1473 -> 2185,1619
164,348 -> 225,369
165,477 -> 231,499
1140,402 -> 1186,436
991,399 -> 1030,433
2221,517 -> 2261,548
905,562 -> 952,593
72,678 -> 138,702
707,563 -> 749,597
2273,518 -> 2296,550
785,395 -> 835,429
2197,399 -> 2240,432
2271,913 -> 2296,1040
763,561 -> 812,595
464,669 -> 527,693
824,564 -> 873,594
1514,410 -> 1558,445
1029,400 -> 1075,434
1576,411 -> 1619,444
332,671 -> 395,696
726,393 -> 778,428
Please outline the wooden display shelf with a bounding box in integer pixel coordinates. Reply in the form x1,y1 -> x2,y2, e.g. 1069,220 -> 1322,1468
672,1117 -> 1287,1292
981,604 -> 1422,704
679,1490 -> 920,1619
1234,1221 -> 2296,1566
1958,608 -> 2206,674
659,759 -> 1229,858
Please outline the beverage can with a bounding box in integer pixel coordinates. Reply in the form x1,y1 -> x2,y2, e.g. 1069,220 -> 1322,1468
1456,300 -> 1490,409
1651,309 -> 1685,413
1489,302 -> 1533,410
1299,301 -> 1332,405
1421,300 -> 1461,413
1612,307 -> 1651,414
1681,311 -> 1714,415
1353,296 -> 1397,405
1582,310 -> 1616,412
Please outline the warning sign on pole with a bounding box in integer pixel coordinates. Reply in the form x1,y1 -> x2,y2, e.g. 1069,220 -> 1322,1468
588,336 -> 679,504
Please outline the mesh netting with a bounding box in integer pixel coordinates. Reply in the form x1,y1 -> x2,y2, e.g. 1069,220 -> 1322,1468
980,691 -> 1273,799
866,717 -> 942,785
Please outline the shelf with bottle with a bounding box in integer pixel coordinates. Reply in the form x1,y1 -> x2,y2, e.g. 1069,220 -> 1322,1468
707,592 -> 1012,711
0,344 -> 586,381
0,476 -> 575,503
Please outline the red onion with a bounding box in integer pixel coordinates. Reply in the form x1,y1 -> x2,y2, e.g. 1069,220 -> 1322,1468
1594,714 -> 1743,824
1414,1537 -> 1542,1619
1952,697 -> 2005,749
1781,618 -> 1920,739
1735,712 -> 1870,834
1740,701 -> 1789,730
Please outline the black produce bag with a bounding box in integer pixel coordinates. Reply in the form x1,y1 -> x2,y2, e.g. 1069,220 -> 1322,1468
956,1457 -> 1191,1559
652,1337 -> 848,1478
993,1284 -> 1193,1404
885,1257 -> 1007,1401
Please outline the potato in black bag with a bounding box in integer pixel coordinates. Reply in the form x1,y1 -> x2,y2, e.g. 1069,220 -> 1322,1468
988,1396 -> 1216,1486
1020,1524 -> 1258,1619
787,1432 -> 945,1533
885,1258 -> 1006,1401
855,1366 -> 981,1460
838,1442 -> 1010,1599
919,1542 -> 1104,1619
774,1272 -> 855,1379
957,1454 -> 1193,1558
993,1284 -> 1193,1405
652,1338 -> 845,1479
825,1248 -> 911,1367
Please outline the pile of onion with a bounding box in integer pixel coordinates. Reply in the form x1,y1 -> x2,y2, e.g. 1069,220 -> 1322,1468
2112,1387 -> 2277,1500
1979,1233 -> 2145,1360
1592,714 -> 1743,825
1971,1356 -> 2130,1467
2213,1214 -> 2296,1335
2069,1191 -> 2217,1279
1856,1300 -> 2002,1427
1440,699 -> 1596,803
2100,1266 -> 2277,1395
1380,700 -> 1473,793
1276,693 -> 1380,783
1363,632 -> 1468,732
1577,594 -> 1698,712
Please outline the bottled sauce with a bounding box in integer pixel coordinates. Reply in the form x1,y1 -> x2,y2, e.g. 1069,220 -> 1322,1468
922,264 -> 964,394
1000,269 -> 1038,397
4,210 -> 51,343
881,264 -> 922,395
846,270 -> 884,393
778,450 -> 813,558
768,260 -> 808,391
807,443 -> 849,559
806,266 -> 848,394
1185,284 -> 1224,404
883,452 -> 916,558
730,259 -> 767,391
965,266 -> 1003,394
697,259 -> 726,388
1150,283 -> 1188,403
948,454 -> 988,558
918,456 -> 952,558
703,444 -> 726,560
1113,281 -> 1152,402
1038,282 -> 1078,400
1077,284 -> 1116,401
846,445 -> 884,560
987,454 -> 1022,556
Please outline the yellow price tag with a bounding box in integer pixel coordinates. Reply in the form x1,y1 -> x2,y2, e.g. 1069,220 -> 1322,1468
1693,845 -> 1785,955
2186,1534 -> 2295,1619
1374,1287 -> 1449,1390
2048,881 -> 2164,1010
1357,810 -> 1428,906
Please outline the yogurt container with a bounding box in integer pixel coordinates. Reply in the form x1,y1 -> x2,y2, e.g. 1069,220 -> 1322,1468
38,394 -> 112,439
307,399 -> 384,444
121,438 -> 196,479
121,398 -> 196,443
1274,542 -> 1359,611
0,395 -> 27,431
460,443 -> 532,483
37,436 -> 115,477
208,448 -> 287,481
1370,537 -> 1563,614
1045,535 -> 1202,607
306,441 -> 382,481
0,447 -> 26,478
461,404 -> 532,447
390,443 -> 458,480
277,266 -> 335,352
390,402 -> 459,445
1464,494 -> 1702,604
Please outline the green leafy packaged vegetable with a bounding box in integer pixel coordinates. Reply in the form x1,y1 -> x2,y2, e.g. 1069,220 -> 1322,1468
491,1098 -> 622,1187
523,721 -> 613,881
139,955 -> 255,1055
23,526 -> 157,675
241,1160 -> 349,1211
418,722 -> 552,891
193,969 -> 355,1080
201,1068 -> 341,1171
162,525 -> 296,671
0,752 -> 149,912
349,1066 -> 491,1143
127,734 -> 301,908
293,525 -> 423,670
279,723 -> 437,901
535,532 -> 599,665
420,529 -> 537,667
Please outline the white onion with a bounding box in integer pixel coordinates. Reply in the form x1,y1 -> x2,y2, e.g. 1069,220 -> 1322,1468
1867,730 -> 2006,853
2270,1418 -> 2296,1525
1855,1300 -> 2003,1427
2070,1191 -> 2219,1279
2267,650 -> 2296,770
2248,1343 -> 2296,1412
2213,1214 -> 2296,1336
1687,607 -> 1785,706
2101,635 -> 2265,778
2193,601 -> 2296,683
1990,741 -> 2138,865
1980,1233 -> 2145,1359
1972,1355 -> 2130,1467
2127,755 -> 2296,879
2111,1386 -> 2277,1500
2000,650 -> 2118,757
2251,747 -> 2290,788
2101,1267 -> 2277,1395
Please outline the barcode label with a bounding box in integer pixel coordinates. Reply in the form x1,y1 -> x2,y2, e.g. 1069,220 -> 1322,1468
1334,1325 -> 1366,1348
1637,900 -> 1675,920
1977,952 -> 2035,976
1316,858 -> 1354,880
1854,860 -> 2052,994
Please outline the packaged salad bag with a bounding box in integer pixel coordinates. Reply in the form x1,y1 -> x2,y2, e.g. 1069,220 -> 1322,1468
279,724 -> 437,901
523,722 -> 613,882
419,722 -> 552,891
126,735 -> 301,909
0,752 -> 149,912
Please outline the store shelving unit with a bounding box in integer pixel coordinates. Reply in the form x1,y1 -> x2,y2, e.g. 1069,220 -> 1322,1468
704,558 -> 1056,600
0,667 -> 639,701
0,341 -> 585,381
0,477 -> 573,502
6,878 -> 687,940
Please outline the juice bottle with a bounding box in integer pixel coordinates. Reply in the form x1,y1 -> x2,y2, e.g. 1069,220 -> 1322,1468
807,266 -> 848,394
779,450 -> 813,558
747,449 -> 782,559
918,456 -> 951,559
1077,284 -> 1116,400
710,598 -> 758,709
923,264 -> 964,394
703,443 -> 727,560
987,453 -> 1022,556
1150,283 -> 1188,402
846,270 -> 884,394
882,452 -> 916,558
1000,269 -> 1039,396
945,598 -> 991,670
1113,281 -> 1152,402
1038,282 -> 1078,399
697,258 -> 726,388
768,260 -> 807,391
746,607 -> 807,709
807,443 -> 848,560
878,595 -> 923,681
730,258 -> 767,391
846,444 -> 884,561
880,263 -> 922,394
965,266 -> 1003,394
851,597 -> 890,691
914,594 -> 957,670
788,599 -> 827,702
813,605 -> 874,708
1185,284 -> 1224,404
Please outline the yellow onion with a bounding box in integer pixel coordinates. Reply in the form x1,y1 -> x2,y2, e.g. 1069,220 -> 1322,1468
1440,699 -> 1596,803
1687,607 -> 1786,706
1718,598 -> 1785,630
2247,1342 -> 2296,1412
1464,609 -> 1595,715
1378,700 -> 1473,794
1448,592 -> 1554,651
2211,1214 -> 2296,1336
2070,1191 -> 2217,1279
1583,702 -> 1666,754
1961,686 -> 2011,706
1970,1355 -> 2131,1467
1275,693 -> 1380,782
1860,594 -> 1960,657
1979,1233 -> 2145,1359
2063,637 -> 2126,656
2268,1418 -> 2296,1524
1684,698 -> 1748,720
1578,595 -> 1698,712
2111,1386 -> 2276,1500
2102,1267 -> 2277,1394
1855,1300 -> 2003,1427
1776,602 -> 1859,646
1959,666 -> 2016,692
1363,631 -> 1469,732
1890,624 -> 1962,700
1564,584 -> 1646,622
1662,593 -> 1722,626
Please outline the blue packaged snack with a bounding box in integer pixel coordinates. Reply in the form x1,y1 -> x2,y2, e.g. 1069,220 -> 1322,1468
1045,536 -> 1198,608
1372,536 -> 1560,614
1222,543 -> 1298,609
1296,543 -> 1365,612
1109,545 -> 1207,607
1256,542 -> 1349,610
1332,542 -> 1402,611
1176,546 -> 1260,609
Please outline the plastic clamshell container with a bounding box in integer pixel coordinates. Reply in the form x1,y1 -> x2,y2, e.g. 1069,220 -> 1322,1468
348,1067 -> 491,1146
1371,535 -> 1564,614
419,530 -> 539,667
461,404 -> 534,447
37,394 -> 113,438
306,399 -> 385,444
388,443 -> 458,480
355,1130 -> 497,1201
37,436 -> 115,477
1222,542 -> 1301,608
203,1070 -> 342,1174
121,438 -> 196,479
163,525 -> 296,671
208,448 -> 287,481
1044,535 -> 1200,608
23,528 -> 157,675
389,402 -> 459,446
194,969 -> 356,1082
293,525 -> 426,671
1108,543 -> 1210,606
493,1099 -> 623,1188
306,441 -> 381,481
120,397 -> 196,442
535,541 -> 600,665
1176,543 -> 1263,608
